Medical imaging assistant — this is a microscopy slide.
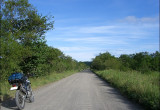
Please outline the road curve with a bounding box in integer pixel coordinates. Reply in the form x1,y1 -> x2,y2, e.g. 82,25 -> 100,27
1,70 -> 143,110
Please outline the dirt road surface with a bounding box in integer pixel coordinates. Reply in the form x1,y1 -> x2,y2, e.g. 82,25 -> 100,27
1,70 -> 143,110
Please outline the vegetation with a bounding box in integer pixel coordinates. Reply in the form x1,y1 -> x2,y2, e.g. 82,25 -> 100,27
91,51 -> 160,73
0,0 -> 87,79
0,0 -> 87,101
94,70 -> 159,110
0,0 -> 159,109
91,51 -> 160,110
83,61 -> 92,67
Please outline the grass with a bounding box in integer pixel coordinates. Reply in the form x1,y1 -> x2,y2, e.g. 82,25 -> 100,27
0,70 -> 78,101
94,69 -> 160,110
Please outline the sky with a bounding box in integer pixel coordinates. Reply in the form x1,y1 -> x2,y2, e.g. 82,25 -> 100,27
29,0 -> 159,61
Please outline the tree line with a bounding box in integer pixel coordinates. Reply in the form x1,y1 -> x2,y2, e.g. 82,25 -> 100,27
91,51 -> 160,73
0,0 -> 87,80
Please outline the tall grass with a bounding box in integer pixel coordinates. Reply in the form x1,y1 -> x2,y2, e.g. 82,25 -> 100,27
0,70 -> 77,101
95,70 -> 159,110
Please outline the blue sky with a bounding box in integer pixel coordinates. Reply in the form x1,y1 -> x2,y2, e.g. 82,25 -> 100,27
29,0 -> 159,61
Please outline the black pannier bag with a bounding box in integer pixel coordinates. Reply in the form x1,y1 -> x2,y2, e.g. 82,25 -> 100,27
8,72 -> 25,84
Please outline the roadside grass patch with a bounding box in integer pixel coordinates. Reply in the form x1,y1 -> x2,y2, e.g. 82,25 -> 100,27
94,69 -> 159,110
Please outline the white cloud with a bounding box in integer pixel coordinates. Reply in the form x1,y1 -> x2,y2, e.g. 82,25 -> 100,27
47,21 -> 158,43
46,25 -> 150,47
65,52 -> 96,61
57,46 -> 106,61
54,25 -> 117,35
46,16 -> 159,61
58,46 -> 98,52
109,49 -> 137,57
120,16 -> 159,24
57,37 -> 128,45
64,49 -> 107,61
76,26 -> 117,34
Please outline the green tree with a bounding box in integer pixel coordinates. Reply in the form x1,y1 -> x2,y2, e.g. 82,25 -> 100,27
0,0 -> 54,79
150,51 -> 160,71
91,52 -> 121,70
91,51 -> 159,73
0,0 -> 87,81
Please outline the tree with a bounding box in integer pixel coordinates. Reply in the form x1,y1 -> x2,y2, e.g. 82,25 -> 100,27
0,0 -> 87,80
91,51 -> 160,73
91,52 -> 121,70
0,0 -> 54,79
150,51 -> 160,71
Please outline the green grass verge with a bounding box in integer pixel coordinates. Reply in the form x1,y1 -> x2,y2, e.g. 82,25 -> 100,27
0,70 -> 78,101
94,69 -> 159,110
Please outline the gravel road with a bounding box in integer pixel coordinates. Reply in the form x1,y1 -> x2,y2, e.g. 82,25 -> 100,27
1,70 -> 143,110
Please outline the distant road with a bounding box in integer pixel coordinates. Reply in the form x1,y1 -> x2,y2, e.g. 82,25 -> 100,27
1,70 -> 143,110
